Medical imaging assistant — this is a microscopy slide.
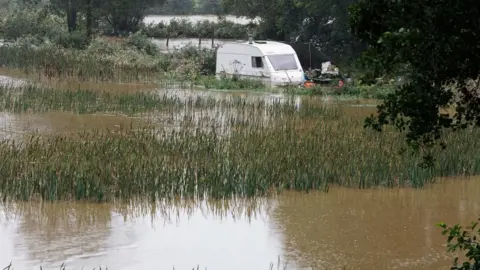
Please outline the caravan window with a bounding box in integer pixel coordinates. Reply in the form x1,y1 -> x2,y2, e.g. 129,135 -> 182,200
267,54 -> 298,71
251,57 -> 264,68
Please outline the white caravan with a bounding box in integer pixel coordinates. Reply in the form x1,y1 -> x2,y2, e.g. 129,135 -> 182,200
215,40 -> 305,87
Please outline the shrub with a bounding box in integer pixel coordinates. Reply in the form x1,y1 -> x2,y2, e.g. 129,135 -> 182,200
0,9 -> 67,41
439,218 -> 480,270
54,31 -> 90,50
170,44 -> 216,75
126,31 -> 159,56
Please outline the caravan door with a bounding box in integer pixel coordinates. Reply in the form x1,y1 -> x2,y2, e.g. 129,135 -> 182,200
249,55 -> 271,84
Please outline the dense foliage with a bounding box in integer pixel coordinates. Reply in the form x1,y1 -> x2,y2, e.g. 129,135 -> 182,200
439,218 -> 480,270
221,0 -> 363,65
349,0 -> 480,166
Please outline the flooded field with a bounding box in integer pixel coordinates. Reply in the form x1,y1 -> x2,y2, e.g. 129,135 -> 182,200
1,178 -> 478,269
0,71 -> 478,269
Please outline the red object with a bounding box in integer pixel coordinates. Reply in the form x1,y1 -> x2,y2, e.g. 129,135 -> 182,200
338,80 -> 344,88
304,81 -> 315,88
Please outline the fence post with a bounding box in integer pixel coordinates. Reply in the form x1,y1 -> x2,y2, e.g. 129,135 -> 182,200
199,37 -> 201,48
166,36 -> 169,50
211,25 -> 215,48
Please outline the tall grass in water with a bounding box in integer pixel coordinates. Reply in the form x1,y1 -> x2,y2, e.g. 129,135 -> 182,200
0,39 -> 215,83
0,84 -> 302,116
0,45 -> 165,82
0,86 -> 479,201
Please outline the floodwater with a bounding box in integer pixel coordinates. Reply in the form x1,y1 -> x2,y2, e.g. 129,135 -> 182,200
0,112 -> 150,141
0,178 -> 478,269
0,84 -> 376,140
1,71 -> 470,270
143,15 -> 260,25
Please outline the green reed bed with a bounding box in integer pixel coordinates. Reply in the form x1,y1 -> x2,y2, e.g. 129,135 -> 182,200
0,99 -> 480,201
0,84 -> 305,117
0,44 -> 164,82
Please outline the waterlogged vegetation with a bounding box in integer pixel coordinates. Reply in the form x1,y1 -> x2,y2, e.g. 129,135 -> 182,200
0,84 -> 478,203
0,35 -> 215,82
0,1 -> 479,269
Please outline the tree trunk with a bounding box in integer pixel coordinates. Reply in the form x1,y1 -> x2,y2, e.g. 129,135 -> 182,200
86,0 -> 93,38
66,0 -> 78,32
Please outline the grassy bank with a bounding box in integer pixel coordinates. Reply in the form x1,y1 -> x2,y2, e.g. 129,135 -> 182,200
0,85 -> 479,201
0,35 -> 216,83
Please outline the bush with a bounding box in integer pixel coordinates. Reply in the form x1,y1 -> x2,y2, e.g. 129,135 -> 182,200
54,31 -> 90,50
439,218 -> 480,270
126,32 -> 159,56
0,9 -> 67,41
162,44 -> 216,76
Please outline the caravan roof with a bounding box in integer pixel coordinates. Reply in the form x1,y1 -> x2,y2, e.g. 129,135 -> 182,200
217,41 -> 296,56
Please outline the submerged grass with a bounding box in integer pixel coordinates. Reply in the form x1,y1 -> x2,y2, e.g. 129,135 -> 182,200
0,83 -> 304,116
0,84 -> 479,201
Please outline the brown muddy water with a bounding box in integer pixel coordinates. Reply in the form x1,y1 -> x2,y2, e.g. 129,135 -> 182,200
2,73 -> 470,270
0,73 -> 377,140
0,178 -> 478,270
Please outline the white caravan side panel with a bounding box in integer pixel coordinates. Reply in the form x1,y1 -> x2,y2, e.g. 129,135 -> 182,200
215,43 -> 273,86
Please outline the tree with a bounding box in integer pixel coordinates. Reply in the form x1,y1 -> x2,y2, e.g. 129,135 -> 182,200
47,0 -> 164,37
438,218 -> 480,270
161,0 -> 194,15
199,0 -> 222,15
349,0 -> 480,166
297,0 -> 364,65
100,0 -> 167,35
221,0 -> 304,41
48,0 -> 79,32
221,0 -> 362,64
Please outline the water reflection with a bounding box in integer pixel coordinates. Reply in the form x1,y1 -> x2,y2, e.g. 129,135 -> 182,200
272,177 -> 480,270
0,198 -> 281,270
0,112 -> 147,142
0,178 -> 479,269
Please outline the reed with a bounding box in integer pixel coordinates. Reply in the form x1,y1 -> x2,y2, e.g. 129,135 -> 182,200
0,85 -> 479,202
0,43 -> 163,82
0,84 -> 302,115
0,37 -> 216,83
